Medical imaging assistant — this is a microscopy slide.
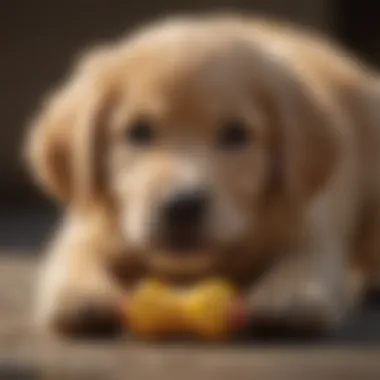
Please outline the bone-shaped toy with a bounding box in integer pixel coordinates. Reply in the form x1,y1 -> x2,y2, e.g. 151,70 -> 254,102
123,278 -> 247,341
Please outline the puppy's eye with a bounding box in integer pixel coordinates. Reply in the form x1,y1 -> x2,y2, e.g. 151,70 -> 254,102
217,120 -> 250,149
126,120 -> 155,146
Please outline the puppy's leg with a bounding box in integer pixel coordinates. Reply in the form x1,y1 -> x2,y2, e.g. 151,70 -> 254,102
35,213 -> 126,339
245,246 -> 362,335
246,181 -> 363,335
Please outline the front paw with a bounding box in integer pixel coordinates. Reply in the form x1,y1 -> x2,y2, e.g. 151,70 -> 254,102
37,291 -> 125,340
246,274 -> 342,336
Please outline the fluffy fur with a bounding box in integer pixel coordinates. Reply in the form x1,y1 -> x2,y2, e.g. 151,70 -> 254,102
25,13 -> 380,337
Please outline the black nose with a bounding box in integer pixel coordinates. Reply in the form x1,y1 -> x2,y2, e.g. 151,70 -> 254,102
163,190 -> 208,228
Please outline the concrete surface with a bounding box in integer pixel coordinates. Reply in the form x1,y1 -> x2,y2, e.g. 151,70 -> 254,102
0,208 -> 380,379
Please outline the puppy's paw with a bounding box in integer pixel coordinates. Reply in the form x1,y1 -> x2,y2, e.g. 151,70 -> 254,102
37,290 -> 125,340
246,272 -> 342,337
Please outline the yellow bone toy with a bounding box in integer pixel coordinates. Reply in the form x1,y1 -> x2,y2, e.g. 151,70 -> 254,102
125,278 -> 247,341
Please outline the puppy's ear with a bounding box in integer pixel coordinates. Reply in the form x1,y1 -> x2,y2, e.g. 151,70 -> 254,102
24,47 -> 117,206
264,62 -> 342,203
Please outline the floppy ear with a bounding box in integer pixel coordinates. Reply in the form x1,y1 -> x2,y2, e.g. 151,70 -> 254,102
24,47 -> 117,206
262,61 -> 343,203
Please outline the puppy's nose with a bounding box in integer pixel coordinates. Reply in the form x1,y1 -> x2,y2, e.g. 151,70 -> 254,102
163,190 -> 208,228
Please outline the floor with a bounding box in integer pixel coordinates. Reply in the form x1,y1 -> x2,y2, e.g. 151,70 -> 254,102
0,207 -> 380,379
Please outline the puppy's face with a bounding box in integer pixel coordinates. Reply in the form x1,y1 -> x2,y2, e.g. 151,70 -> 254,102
27,18 -> 339,275
106,46 -> 272,272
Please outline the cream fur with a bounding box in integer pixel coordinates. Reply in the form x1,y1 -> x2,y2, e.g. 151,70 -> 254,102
24,13 -> 380,336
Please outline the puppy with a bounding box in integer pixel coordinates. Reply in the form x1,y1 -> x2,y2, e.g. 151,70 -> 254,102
24,13 -> 380,337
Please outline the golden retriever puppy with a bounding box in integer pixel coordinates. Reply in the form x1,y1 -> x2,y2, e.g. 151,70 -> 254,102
24,13 -> 380,337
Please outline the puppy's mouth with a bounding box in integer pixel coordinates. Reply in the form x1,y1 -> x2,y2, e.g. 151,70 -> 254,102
148,230 -> 219,280
158,225 -> 206,254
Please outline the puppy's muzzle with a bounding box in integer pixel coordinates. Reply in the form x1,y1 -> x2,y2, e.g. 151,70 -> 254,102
159,189 -> 209,252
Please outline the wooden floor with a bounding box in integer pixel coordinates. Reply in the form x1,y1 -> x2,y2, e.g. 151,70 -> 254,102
0,208 -> 380,380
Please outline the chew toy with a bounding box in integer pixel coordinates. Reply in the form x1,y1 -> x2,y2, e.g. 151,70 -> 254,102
124,278 -> 247,341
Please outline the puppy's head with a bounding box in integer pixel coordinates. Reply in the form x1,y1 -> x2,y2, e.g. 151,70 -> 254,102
25,16 -> 340,276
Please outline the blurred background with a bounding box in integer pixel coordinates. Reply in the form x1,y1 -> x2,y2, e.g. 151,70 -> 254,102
1,2 -> 380,366
1,0 -> 380,210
